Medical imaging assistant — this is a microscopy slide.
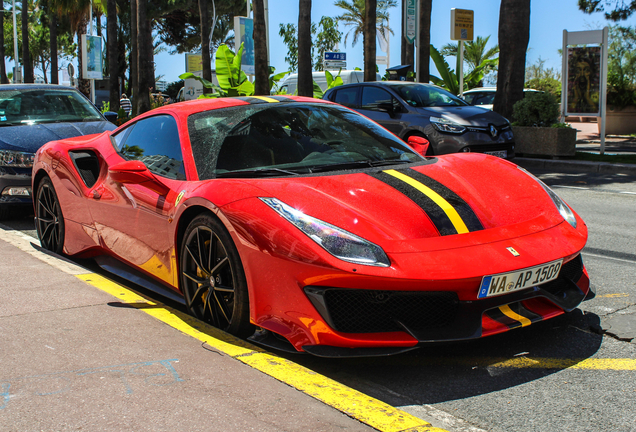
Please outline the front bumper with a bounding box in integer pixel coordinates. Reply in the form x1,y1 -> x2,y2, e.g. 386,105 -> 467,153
0,167 -> 33,206
427,126 -> 515,159
304,254 -> 586,343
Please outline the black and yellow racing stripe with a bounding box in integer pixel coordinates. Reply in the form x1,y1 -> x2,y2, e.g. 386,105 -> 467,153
368,168 -> 483,236
240,95 -> 293,104
486,303 -> 542,329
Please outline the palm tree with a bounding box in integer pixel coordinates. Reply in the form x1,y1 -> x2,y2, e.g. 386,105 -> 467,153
136,0 -> 152,114
363,0 -> 376,81
297,0 -> 312,96
53,0 -> 92,95
440,35 -> 499,72
0,2 -> 9,83
130,0 -> 138,115
199,0 -> 212,95
253,0 -> 269,95
107,0 -> 119,111
334,0 -> 396,48
494,0 -> 530,118
417,0 -> 431,82
21,0 -> 33,82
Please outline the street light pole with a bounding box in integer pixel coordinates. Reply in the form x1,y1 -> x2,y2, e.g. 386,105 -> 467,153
12,0 -> 19,83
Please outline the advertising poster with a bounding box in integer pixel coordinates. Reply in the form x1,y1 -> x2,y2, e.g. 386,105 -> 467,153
234,16 -> 255,75
567,47 -> 601,115
82,35 -> 103,80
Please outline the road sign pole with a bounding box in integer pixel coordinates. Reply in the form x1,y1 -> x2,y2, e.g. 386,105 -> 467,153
415,1 -> 420,82
459,40 -> 464,97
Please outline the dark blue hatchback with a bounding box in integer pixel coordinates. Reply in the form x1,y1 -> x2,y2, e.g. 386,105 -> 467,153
323,81 -> 515,159
0,84 -> 116,219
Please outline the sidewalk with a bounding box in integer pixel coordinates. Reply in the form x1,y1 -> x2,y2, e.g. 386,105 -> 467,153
0,229 -> 378,432
515,121 -> 636,175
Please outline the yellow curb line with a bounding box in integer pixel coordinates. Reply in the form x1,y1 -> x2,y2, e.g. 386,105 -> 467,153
76,272 -> 448,432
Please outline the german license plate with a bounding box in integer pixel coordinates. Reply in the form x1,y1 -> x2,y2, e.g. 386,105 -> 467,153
485,150 -> 507,158
477,259 -> 563,299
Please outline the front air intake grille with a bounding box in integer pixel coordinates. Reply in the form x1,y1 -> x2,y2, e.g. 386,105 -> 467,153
320,289 -> 459,334
559,254 -> 584,282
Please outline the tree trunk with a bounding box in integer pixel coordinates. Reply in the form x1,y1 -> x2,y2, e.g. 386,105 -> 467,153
253,0 -> 269,95
136,0 -> 152,114
417,0 -> 431,83
77,18 -> 91,97
130,0 -> 139,115
364,0 -> 376,82
107,0 -> 119,111
49,13 -> 58,84
401,0 -> 414,70
0,6 -> 9,84
199,0 -> 212,94
494,0 -> 530,119
297,0 -> 312,97
21,0 -> 33,83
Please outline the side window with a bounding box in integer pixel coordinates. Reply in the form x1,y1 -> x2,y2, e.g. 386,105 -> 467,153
361,87 -> 400,111
119,115 -> 186,180
463,93 -> 476,105
332,87 -> 359,108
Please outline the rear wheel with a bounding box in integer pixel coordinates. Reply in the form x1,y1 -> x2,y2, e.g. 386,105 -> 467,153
180,214 -> 253,337
35,177 -> 65,254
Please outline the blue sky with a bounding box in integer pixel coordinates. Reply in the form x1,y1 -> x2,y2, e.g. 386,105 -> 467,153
152,0 -> 636,85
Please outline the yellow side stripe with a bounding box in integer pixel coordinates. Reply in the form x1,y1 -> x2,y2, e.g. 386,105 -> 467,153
384,169 -> 469,234
251,96 -> 280,103
75,272 -> 447,432
499,304 -> 532,327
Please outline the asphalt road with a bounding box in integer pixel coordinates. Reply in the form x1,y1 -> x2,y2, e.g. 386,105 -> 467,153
2,168 -> 635,432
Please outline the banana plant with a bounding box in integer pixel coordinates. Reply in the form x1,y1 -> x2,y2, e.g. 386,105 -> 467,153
215,43 -> 254,97
429,44 -> 497,95
312,69 -> 345,98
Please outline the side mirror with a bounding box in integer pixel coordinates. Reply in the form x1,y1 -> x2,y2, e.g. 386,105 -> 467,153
108,160 -> 170,195
407,135 -> 430,156
376,102 -> 395,117
103,111 -> 118,123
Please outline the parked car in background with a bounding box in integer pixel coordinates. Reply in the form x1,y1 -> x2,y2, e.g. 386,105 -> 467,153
323,81 -> 515,159
278,70 -> 382,95
462,87 -> 541,110
0,84 -> 117,219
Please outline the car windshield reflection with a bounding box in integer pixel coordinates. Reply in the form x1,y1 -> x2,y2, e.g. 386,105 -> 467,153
188,103 -> 423,179
0,88 -> 103,126
392,84 -> 468,108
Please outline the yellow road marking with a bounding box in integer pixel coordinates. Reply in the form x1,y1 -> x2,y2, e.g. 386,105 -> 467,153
76,272 -> 446,432
484,357 -> 636,371
384,169 -> 469,234
597,293 -> 629,298
251,96 -> 280,103
499,304 -> 532,327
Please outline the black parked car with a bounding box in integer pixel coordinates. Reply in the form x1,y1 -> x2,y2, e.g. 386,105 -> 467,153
323,81 -> 515,159
0,84 -> 117,219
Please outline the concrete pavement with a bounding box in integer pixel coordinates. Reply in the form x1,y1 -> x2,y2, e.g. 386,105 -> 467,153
0,228 -> 447,432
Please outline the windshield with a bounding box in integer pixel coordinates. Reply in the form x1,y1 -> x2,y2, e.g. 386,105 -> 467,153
0,88 -> 103,126
188,102 -> 423,180
392,84 -> 468,108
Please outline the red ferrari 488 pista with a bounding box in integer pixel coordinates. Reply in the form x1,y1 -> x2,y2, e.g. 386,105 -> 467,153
32,96 -> 590,357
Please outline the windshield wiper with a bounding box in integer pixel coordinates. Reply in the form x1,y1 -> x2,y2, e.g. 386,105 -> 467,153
215,167 -> 307,178
309,159 -> 411,173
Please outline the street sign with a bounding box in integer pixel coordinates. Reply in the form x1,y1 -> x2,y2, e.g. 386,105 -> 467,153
404,0 -> 417,44
324,52 -> 346,61
324,60 -> 347,70
451,8 -> 474,41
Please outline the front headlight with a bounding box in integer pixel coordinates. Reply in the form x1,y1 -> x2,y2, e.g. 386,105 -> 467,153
429,116 -> 466,134
0,150 -> 35,168
518,167 -> 577,228
260,197 -> 391,267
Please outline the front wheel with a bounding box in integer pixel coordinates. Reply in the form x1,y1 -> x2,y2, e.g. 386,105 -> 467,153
180,214 -> 253,338
35,176 -> 65,254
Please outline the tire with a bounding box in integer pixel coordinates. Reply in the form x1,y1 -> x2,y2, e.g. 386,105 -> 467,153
0,205 -> 9,221
180,213 -> 253,337
35,176 -> 65,254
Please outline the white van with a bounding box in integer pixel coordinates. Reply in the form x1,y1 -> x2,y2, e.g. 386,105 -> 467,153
277,70 -> 382,95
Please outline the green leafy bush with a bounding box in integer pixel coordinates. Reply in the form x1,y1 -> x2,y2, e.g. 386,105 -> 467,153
512,92 -> 560,127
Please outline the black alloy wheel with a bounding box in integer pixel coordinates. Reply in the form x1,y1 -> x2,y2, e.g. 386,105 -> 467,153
180,214 -> 252,337
36,177 -> 65,254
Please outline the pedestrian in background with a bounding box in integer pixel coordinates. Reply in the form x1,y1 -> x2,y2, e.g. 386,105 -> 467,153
120,93 -> 132,116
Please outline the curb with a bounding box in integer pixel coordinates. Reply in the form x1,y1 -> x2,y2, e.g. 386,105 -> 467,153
515,157 -> 636,175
